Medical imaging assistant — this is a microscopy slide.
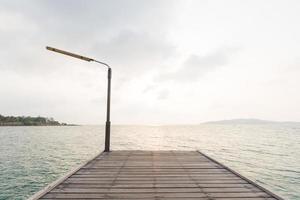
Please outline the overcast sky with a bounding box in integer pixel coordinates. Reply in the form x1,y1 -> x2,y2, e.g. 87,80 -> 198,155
1,0 -> 300,124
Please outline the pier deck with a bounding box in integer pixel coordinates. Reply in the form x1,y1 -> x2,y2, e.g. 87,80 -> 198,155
31,151 -> 283,200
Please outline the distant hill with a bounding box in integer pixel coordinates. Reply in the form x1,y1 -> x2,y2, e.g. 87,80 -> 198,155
204,118 -> 300,125
0,115 -> 70,126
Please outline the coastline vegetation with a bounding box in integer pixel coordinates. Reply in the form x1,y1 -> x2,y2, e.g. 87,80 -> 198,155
0,114 -> 69,126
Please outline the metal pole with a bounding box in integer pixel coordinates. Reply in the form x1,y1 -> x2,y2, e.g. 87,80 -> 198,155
46,46 -> 112,152
104,68 -> 111,152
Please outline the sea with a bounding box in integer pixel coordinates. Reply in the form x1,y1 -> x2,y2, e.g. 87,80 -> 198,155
0,124 -> 299,200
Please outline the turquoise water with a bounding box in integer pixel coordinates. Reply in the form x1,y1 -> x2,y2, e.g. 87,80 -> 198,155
0,124 -> 299,199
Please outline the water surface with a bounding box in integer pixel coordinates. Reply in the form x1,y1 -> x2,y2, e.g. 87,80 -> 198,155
0,124 -> 299,199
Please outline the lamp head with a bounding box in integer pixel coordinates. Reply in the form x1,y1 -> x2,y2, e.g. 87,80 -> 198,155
46,46 -> 94,62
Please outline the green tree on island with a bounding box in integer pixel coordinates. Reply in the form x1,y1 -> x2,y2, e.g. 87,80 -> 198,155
0,115 -> 68,126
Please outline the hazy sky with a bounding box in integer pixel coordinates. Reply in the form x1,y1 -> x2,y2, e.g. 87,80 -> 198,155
1,0 -> 300,124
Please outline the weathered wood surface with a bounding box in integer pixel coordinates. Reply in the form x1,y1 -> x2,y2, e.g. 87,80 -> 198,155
32,151 -> 283,200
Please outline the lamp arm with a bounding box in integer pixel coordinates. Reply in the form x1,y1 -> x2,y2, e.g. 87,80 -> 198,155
94,60 -> 111,69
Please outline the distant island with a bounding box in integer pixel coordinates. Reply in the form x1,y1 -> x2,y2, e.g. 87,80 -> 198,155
204,118 -> 300,125
0,115 -> 71,126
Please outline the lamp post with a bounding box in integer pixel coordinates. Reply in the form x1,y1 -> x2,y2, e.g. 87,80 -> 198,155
46,46 -> 112,152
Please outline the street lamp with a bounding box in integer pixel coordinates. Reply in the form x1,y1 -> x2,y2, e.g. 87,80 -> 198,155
46,46 -> 112,152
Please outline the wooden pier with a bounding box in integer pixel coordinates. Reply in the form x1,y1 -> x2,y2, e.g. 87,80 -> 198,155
30,151 -> 283,200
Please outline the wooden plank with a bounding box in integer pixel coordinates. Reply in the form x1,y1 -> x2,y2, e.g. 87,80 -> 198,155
30,151 -> 284,200
50,187 -> 262,193
42,199 -> 277,200
71,174 -> 236,177
57,183 -> 255,189
62,179 -> 250,184
41,192 -> 270,198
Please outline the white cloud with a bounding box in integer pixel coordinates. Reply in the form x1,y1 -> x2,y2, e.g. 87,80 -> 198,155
92,30 -> 176,76
156,47 -> 239,82
157,89 -> 169,100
